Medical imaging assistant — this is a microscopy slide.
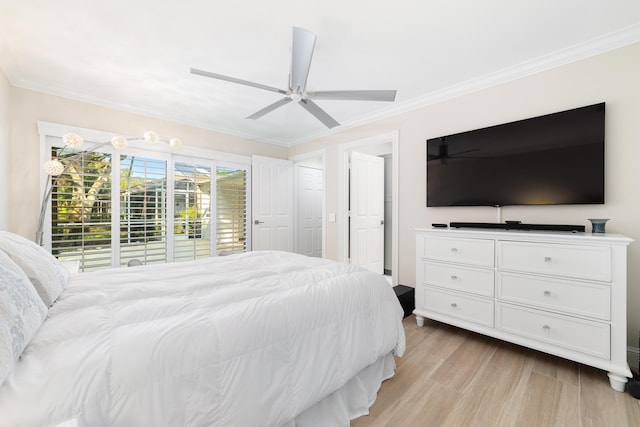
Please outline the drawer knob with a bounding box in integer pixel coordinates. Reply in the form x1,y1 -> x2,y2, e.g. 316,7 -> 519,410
543,290 -> 552,297
450,275 -> 458,281
544,256 -> 552,263
450,303 -> 458,309
542,325 -> 551,332
450,247 -> 459,253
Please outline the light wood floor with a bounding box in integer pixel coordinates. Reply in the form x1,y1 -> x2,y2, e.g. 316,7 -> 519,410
351,315 -> 640,427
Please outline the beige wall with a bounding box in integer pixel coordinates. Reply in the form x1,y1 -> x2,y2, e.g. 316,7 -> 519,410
8,87 -> 288,238
0,71 -> 10,230
291,42 -> 640,347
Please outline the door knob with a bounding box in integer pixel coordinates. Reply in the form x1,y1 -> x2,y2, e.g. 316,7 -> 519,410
380,220 -> 384,225
254,220 -> 264,225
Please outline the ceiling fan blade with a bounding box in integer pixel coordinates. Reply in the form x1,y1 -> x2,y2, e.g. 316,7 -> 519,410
290,27 -> 316,92
190,68 -> 287,95
298,99 -> 340,129
309,90 -> 397,102
246,97 -> 293,120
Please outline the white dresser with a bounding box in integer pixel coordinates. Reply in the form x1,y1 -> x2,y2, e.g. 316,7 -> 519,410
414,227 -> 633,391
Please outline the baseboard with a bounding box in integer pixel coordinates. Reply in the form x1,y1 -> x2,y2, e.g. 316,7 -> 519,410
629,346 -> 639,374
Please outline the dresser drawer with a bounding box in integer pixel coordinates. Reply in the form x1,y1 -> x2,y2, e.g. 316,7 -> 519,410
496,303 -> 610,359
420,236 -> 494,267
498,272 -> 610,320
422,261 -> 494,297
422,287 -> 494,327
498,241 -> 611,282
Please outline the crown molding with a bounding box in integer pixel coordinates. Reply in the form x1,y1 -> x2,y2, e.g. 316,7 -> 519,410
285,23 -> 640,146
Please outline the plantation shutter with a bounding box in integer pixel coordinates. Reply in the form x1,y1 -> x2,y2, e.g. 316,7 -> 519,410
216,166 -> 248,255
46,133 -> 251,272
119,155 -> 168,267
173,162 -> 212,262
50,148 -> 113,272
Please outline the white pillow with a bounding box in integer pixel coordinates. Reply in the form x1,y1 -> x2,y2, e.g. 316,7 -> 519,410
0,231 -> 70,307
0,250 -> 48,387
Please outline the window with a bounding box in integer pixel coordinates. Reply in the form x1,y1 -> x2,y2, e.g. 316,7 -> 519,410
119,155 -> 168,267
216,166 -> 248,255
50,147 -> 113,271
45,134 -> 250,272
174,161 -> 212,262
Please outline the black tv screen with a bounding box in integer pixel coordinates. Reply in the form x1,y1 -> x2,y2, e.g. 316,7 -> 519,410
426,103 -> 605,207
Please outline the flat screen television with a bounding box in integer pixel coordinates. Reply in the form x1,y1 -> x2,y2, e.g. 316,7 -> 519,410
426,103 -> 605,207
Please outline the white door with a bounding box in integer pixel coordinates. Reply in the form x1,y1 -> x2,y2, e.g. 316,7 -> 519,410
296,165 -> 323,257
349,151 -> 384,273
252,155 -> 294,251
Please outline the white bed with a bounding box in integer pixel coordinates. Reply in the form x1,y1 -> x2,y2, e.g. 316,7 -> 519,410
0,235 -> 405,427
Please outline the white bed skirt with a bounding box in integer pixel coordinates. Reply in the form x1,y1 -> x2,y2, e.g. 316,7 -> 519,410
49,354 -> 396,427
288,352 -> 396,427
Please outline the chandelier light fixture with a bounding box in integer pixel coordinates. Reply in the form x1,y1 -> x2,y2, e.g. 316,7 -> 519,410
37,130 -> 184,245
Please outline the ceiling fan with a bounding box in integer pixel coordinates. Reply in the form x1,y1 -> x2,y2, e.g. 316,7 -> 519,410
190,27 -> 397,129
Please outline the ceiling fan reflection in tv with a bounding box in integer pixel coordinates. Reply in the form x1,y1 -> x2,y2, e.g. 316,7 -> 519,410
428,137 -> 482,165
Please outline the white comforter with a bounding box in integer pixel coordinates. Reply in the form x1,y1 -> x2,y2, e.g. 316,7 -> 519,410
0,251 -> 405,427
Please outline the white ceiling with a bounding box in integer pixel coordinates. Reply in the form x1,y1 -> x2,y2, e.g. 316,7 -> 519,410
1,1 -> 639,146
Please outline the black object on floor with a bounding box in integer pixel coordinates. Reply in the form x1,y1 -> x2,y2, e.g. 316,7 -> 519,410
629,380 -> 640,399
393,285 -> 415,318
630,331 -> 640,399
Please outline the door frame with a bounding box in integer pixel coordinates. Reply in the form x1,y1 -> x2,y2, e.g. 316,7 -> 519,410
289,149 -> 327,258
338,131 -> 399,285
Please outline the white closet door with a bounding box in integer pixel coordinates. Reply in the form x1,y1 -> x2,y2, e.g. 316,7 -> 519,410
296,165 -> 323,257
252,155 -> 293,252
349,151 -> 384,273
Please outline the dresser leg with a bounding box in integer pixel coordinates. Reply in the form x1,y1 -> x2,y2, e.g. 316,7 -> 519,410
607,372 -> 628,392
416,315 -> 424,327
